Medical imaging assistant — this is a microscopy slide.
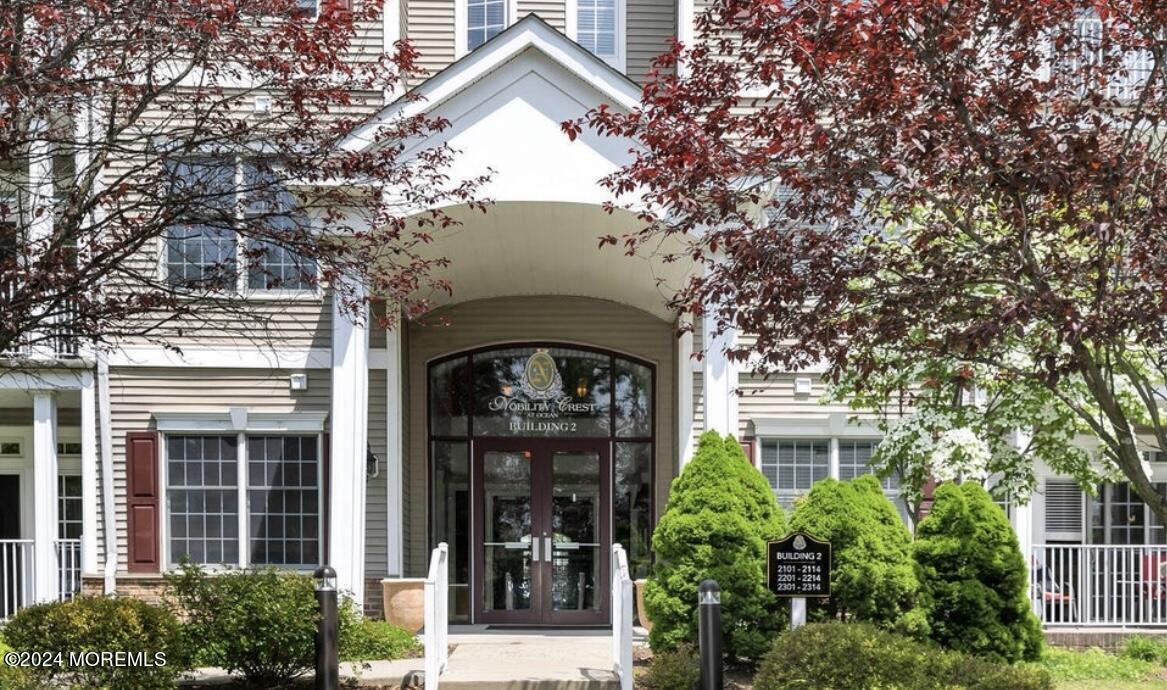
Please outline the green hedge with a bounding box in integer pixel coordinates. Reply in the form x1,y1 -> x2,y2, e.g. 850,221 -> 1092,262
645,431 -> 786,661
3,595 -> 189,690
753,622 -> 1052,690
914,482 -> 1042,663
788,475 -> 922,634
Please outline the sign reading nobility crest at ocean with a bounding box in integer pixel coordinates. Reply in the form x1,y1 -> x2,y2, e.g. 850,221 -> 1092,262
767,532 -> 831,598
487,349 -> 598,433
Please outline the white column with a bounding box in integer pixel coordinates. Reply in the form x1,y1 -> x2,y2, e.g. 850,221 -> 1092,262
1011,429 -> 1035,569
385,320 -> 404,576
80,372 -> 98,575
677,317 -> 695,467
702,311 -> 738,437
676,0 -> 694,78
31,393 -> 59,603
330,282 -> 370,609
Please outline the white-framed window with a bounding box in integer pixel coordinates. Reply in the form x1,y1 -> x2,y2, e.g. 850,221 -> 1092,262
163,432 -> 322,569
163,157 -> 318,296
759,436 -> 910,523
567,0 -> 625,71
58,474 -> 83,540
455,0 -> 514,57
1088,481 -> 1167,546
759,438 -> 829,509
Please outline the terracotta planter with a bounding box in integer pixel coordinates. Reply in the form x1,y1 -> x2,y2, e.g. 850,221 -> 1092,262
634,579 -> 652,632
381,578 -> 426,633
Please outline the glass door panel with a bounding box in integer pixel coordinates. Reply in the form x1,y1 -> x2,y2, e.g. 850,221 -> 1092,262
481,451 -> 536,616
550,451 -> 601,614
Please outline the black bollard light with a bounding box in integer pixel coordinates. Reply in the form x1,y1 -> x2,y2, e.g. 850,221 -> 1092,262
697,579 -> 723,690
314,565 -> 339,690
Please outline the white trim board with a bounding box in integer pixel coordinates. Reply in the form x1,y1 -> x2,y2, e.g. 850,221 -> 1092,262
154,410 -> 329,433
107,345 -> 391,370
749,414 -> 881,439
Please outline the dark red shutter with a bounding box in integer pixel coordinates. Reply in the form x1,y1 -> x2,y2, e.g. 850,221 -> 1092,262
126,431 -> 160,572
739,439 -> 756,467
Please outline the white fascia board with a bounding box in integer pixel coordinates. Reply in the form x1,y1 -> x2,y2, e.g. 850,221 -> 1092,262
341,15 -> 642,152
749,414 -> 881,439
107,345 -> 392,370
154,410 -> 329,433
0,369 -> 93,391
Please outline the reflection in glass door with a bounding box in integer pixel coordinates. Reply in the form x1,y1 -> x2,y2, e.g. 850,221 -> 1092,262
474,440 -> 610,625
549,451 -> 602,621
480,450 -> 537,621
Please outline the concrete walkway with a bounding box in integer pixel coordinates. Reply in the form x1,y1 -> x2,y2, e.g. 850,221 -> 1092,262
186,627 -> 646,688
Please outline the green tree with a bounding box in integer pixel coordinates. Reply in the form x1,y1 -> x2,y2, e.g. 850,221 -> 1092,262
914,482 -> 1043,663
788,475 -> 921,634
645,431 -> 786,661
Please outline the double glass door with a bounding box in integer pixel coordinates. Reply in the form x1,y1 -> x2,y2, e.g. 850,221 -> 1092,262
474,439 -> 610,625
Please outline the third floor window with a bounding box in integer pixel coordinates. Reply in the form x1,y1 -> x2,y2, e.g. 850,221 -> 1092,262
467,0 -> 508,51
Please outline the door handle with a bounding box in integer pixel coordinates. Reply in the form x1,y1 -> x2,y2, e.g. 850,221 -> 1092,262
544,536 -> 552,559
532,536 -> 540,562
555,542 -> 580,551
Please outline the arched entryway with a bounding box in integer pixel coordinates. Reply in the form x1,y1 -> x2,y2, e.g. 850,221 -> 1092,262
428,343 -> 654,625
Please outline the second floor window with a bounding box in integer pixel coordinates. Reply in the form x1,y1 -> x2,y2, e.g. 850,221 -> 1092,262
164,157 -> 317,294
467,0 -> 507,51
575,0 -> 617,61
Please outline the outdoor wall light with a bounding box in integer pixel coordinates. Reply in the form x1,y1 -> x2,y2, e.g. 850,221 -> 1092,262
367,444 -> 380,478
576,378 -> 588,398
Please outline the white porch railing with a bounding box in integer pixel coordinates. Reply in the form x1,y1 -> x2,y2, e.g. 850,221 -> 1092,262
0,540 -> 34,620
611,543 -> 633,690
56,539 -> 82,602
0,539 -> 84,620
1032,544 -> 1167,627
424,542 -> 449,690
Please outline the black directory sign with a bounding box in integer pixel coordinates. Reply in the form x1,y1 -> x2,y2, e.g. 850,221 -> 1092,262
767,532 -> 831,598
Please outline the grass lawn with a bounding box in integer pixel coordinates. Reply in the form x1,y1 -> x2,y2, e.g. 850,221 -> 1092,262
1023,646 -> 1167,689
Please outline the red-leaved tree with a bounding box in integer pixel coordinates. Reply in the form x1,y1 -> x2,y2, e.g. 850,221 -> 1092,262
573,1 -> 1167,519
0,0 -> 486,356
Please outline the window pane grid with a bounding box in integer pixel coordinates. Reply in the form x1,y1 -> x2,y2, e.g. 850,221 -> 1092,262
577,0 -> 617,57
467,0 -> 507,50
760,439 -> 828,509
58,475 -> 83,540
247,435 -> 320,567
167,435 -> 240,566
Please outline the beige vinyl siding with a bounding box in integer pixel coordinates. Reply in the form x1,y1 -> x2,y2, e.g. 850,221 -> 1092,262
404,295 -> 677,576
365,368 -> 389,576
517,0 -> 565,31
626,0 -> 675,84
407,0 -> 456,82
107,368 -> 331,571
120,298 -> 333,350
736,371 -> 877,439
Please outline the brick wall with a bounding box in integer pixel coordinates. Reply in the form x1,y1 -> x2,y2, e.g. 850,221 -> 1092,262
84,575 -> 388,620
1046,629 -> 1167,652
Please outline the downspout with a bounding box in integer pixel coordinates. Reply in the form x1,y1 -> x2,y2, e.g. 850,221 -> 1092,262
97,351 -> 117,594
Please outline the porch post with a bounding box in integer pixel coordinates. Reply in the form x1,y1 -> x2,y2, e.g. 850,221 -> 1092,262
1010,430 -> 1035,571
330,280 -> 370,609
702,310 -> 738,437
80,372 -> 99,574
31,392 -> 59,603
385,319 -> 404,576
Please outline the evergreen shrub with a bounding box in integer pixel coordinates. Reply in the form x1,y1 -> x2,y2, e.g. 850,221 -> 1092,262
913,482 -> 1043,663
3,595 -> 189,690
645,431 -> 786,661
753,622 -> 1052,690
787,475 -> 921,633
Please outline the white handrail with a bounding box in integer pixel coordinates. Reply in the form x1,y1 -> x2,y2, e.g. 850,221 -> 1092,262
424,542 -> 449,690
611,543 -> 633,690
1032,543 -> 1167,627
